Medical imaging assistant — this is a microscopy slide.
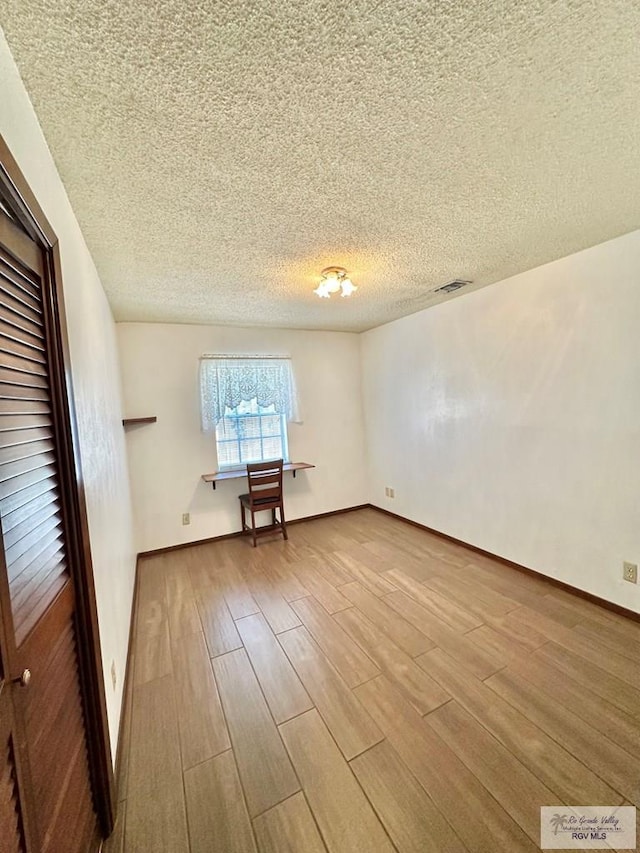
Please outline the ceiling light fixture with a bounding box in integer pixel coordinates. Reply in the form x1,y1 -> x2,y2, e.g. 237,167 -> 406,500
313,266 -> 357,299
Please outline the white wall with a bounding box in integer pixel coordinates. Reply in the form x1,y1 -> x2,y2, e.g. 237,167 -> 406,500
362,229 -> 640,613
117,323 -> 368,552
0,29 -> 136,755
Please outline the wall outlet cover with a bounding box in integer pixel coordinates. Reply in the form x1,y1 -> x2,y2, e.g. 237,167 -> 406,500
623,561 -> 638,584
182,513 -> 190,525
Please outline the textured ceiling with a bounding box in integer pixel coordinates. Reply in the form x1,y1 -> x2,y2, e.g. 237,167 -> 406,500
2,1 -> 640,332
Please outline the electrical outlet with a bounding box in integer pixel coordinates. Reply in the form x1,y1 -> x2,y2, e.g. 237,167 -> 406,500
623,561 -> 638,584
182,513 -> 190,525
384,487 -> 389,496
110,660 -> 117,691
389,488 -> 395,498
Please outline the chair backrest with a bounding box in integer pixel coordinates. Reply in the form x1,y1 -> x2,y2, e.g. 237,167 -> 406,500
246,459 -> 284,503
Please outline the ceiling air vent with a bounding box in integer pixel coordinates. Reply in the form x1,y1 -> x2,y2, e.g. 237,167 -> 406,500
433,279 -> 472,294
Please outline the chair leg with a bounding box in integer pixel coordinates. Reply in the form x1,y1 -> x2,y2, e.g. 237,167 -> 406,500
251,510 -> 257,547
280,503 -> 288,541
240,502 -> 245,533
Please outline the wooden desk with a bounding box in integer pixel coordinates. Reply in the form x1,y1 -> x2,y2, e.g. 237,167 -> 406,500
202,462 -> 315,490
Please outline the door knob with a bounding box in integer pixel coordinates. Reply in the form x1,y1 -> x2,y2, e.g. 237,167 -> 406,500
13,669 -> 31,687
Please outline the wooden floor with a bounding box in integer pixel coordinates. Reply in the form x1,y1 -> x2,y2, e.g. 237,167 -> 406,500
107,507 -> 640,853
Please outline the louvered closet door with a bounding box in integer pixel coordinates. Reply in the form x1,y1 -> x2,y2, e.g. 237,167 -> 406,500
0,209 -> 98,851
0,606 -> 29,853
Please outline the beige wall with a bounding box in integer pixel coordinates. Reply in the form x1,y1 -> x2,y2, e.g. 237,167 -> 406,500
362,229 -> 640,613
117,322 -> 368,552
0,28 -> 136,755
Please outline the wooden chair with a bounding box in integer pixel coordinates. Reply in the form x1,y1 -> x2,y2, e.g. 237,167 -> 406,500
239,459 -> 289,547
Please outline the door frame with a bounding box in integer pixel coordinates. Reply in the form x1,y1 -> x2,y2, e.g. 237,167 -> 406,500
0,134 -> 115,836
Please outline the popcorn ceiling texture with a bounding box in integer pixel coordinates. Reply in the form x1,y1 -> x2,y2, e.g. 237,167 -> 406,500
2,1 -> 640,332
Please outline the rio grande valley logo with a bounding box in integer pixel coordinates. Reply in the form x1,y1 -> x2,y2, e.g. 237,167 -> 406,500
540,807 -> 636,849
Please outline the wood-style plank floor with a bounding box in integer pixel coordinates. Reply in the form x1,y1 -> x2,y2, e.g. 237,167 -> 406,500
107,508 -> 640,853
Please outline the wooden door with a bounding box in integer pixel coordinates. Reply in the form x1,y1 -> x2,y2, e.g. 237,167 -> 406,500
0,207 -> 99,850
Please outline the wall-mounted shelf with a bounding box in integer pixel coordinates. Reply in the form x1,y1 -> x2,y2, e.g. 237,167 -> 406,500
122,417 -> 157,427
202,461 -> 314,490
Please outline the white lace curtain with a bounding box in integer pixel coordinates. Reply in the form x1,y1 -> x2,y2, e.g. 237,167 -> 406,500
199,356 -> 300,432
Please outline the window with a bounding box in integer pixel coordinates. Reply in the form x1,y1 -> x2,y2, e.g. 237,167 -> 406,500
199,355 -> 299,469
215,399 -> 289,468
